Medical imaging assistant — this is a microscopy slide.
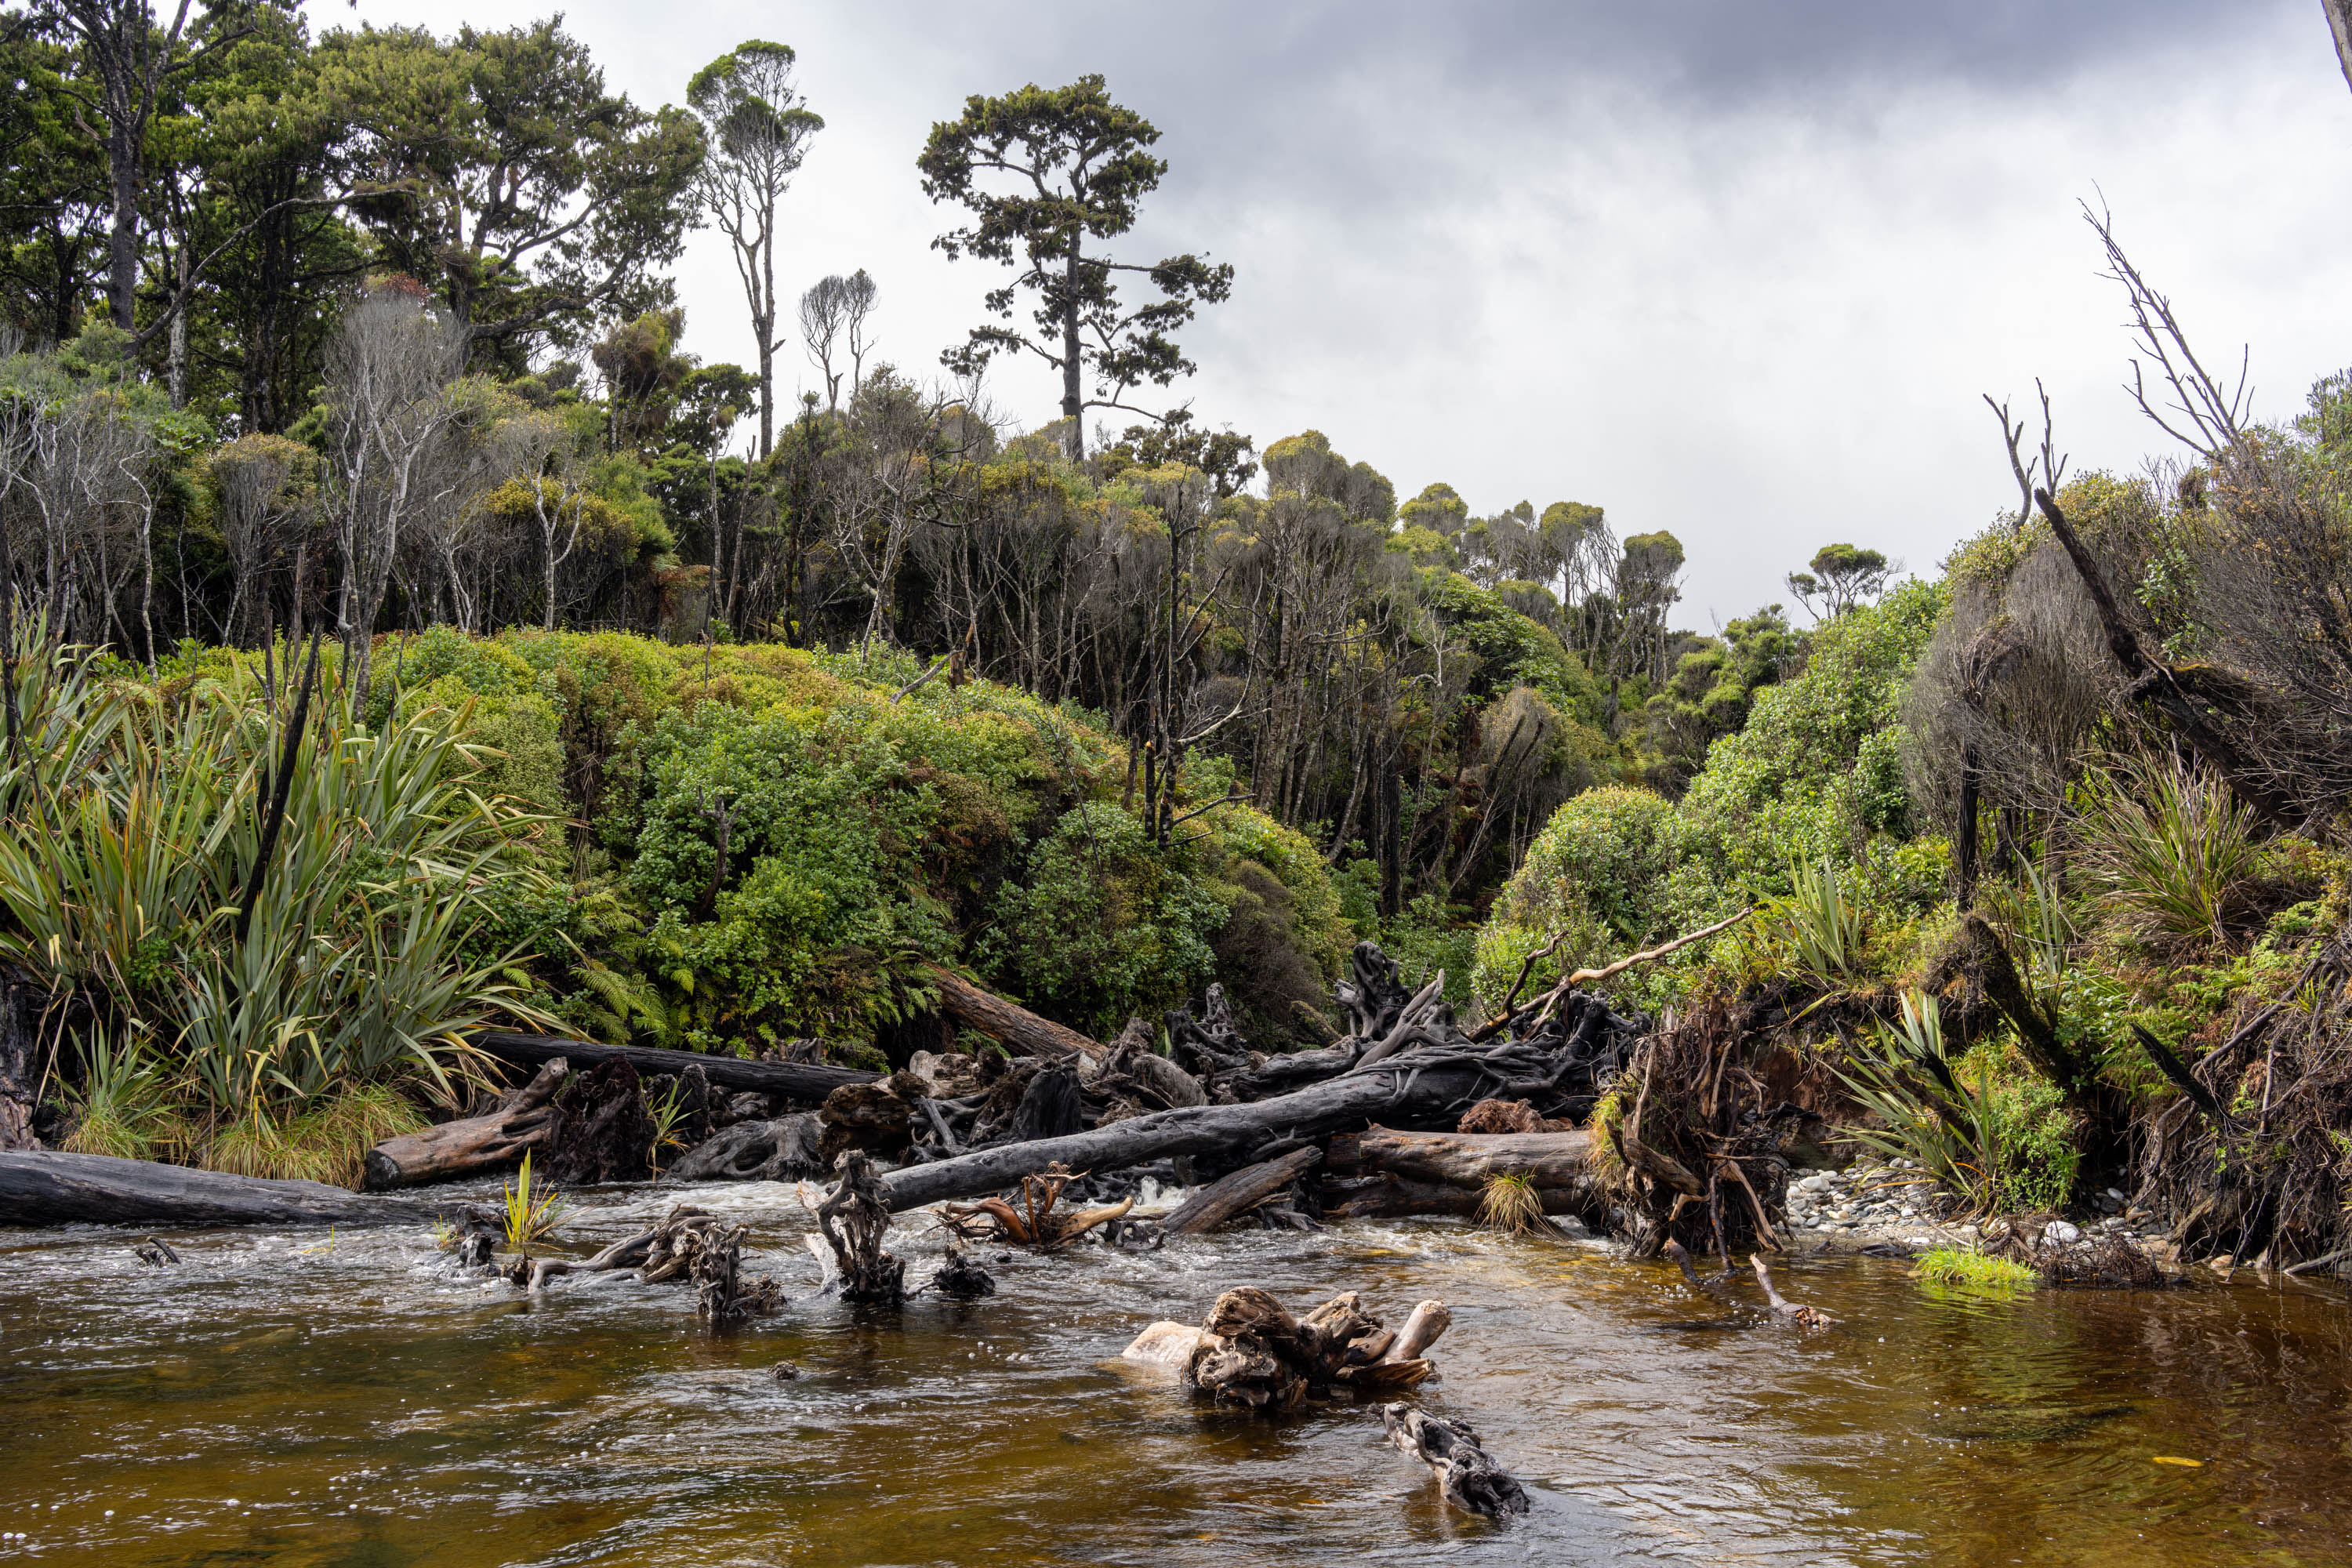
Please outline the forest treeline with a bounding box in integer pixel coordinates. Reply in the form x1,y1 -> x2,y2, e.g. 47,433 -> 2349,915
0,4 -> 1881,934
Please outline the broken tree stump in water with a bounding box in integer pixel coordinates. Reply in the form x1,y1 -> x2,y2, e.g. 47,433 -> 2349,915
544,1058 -> 656,1185
817,1150 -> 905,1303
1122,1287 -> 1449,1411
362,1058 -> 568,1190
670,1112 -> 826,1182
940,1163 -> 1134,1248
1381,1403 -> 1530,1518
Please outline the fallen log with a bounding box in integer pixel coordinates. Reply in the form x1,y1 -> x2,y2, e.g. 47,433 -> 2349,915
926,966 -> 1105,1061
469,1029 -> 874,1103
0,1150 -> 439,1228
1158,1146 -> 1322,1236
1320,1126 -> 1606,1225
877,1056 -> 1504,1213
361,1058 -> 568,1191
1322,1174 -> 1596,1223
1327,1125 -> 1598,1188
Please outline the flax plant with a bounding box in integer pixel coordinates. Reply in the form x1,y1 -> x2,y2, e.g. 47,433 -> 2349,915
0,640 -> 557,1181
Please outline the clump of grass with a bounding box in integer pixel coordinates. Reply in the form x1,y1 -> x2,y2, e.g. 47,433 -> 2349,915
60,1025 -> 187,1161
647,1076 -> 692,1171
202,1083 -> 428,1187
1476,1172 -> 1551,1235
501,1152 -> 567,1254
1915,1246 -> 2038,1293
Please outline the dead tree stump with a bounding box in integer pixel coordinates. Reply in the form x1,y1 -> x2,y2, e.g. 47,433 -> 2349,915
817,1150 -> 905,1304
545,1058 -> 656,1185
1381,1403 -> 1530,1518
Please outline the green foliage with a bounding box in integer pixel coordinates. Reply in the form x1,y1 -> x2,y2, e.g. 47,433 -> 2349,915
500,1152 -> 568,1254
1833,993 -> 2003,1214
0,647 -> 555,1173
1770,856 -> 1867,982
1832,993 -> 2078,1215
978,804 -> 1225,1035
2074,756 -> 2264,951
60,1026 -> 185,1162
1379,893 -> 1480,1006
1915,1247 -> 2038,1293
1472,786 -> 1675,1004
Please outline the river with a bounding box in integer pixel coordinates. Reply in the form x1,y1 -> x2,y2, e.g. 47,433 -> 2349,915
2,1180 -> 2347,1566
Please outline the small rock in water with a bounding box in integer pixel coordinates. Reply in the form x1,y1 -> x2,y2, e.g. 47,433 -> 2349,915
771,1360 -> 800,1381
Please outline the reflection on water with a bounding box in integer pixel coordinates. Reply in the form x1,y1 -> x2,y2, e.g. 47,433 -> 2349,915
2,1183 -> 2349,1566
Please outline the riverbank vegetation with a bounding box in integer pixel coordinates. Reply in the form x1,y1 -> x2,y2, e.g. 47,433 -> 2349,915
1,6 -> 2346,1276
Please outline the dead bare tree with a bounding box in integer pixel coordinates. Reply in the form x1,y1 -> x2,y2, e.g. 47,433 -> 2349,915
321,281 -> 465,706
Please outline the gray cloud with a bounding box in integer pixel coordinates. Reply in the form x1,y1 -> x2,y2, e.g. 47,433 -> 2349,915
383,0 -> 2350,625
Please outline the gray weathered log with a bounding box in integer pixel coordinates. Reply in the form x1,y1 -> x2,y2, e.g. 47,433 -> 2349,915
361,1058 -> 568,1190
877,1056 -> 1502,1213
927,966 -> 1106,1061
0,1150 -> 448,1228
1158,1146 -> 1322,1236
1327,1125 -> 1597,1189
1381,1403 -> 1530,1518
470,1030 -> 873,1103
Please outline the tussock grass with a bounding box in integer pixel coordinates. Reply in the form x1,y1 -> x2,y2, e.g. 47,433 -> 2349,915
1476,1172 -> 1551,1235
1915,1247 -> 2038,1293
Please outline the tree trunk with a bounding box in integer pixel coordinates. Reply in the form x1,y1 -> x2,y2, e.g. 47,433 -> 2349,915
468,1029 -> 875,1102
0,967 -> 39,1152
925,967 -> 1105,1061
1158,1145 -> 1321,1236
360,1058 -> 568,1190
1061,245 -> 1084,460
1327,1125 -> 1597,1188
0,1151 -> 440,1228
877,1057 -> 1501,1214
2328,0 -> 2352,96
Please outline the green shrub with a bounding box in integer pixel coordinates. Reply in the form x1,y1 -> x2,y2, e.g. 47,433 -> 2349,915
978,803 -> 1225,1034
0,648 -> 556,1174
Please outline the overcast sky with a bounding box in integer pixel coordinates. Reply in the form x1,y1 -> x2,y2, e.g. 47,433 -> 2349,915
375,0 -> 2352,626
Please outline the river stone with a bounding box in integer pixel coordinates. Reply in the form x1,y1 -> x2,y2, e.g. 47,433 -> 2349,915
2047,1220 -> 2082,1246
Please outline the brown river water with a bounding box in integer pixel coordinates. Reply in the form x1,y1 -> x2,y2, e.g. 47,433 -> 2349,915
2,1180 -> 2349,1566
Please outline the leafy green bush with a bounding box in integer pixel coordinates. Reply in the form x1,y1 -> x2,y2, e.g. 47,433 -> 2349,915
1472,785 -> 1675,1004
978,803 -> 1226,1034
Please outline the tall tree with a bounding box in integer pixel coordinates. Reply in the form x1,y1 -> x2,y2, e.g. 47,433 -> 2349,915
687,40 -> 820,459
1786,542 -> 1894,622
28,0 -> 257,335
321,19 -> 704,362
918,75 -> 1231,461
